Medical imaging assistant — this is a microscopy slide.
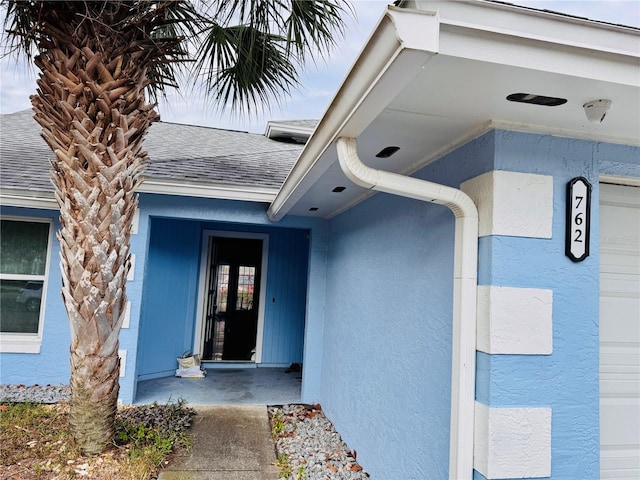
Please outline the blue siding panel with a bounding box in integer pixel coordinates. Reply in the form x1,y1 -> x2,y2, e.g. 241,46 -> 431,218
131,194 -> 326,403
136,218 -> 201,378
136,215 -> 310,380
262,228 -> 309,365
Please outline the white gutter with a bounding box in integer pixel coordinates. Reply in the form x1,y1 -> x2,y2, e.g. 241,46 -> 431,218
139,179 -> 278,203
0,189 -> 58,210
337,137 -> 478,480
0,182 -> 277,208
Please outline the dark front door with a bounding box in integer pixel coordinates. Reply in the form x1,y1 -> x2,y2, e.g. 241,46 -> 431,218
202,237 -> 262,361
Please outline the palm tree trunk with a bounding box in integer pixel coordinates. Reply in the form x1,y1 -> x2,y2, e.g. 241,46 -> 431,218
31,43 -> 157,455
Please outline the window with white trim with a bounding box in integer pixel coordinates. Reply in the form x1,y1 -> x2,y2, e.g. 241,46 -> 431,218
0,217 -> 53,353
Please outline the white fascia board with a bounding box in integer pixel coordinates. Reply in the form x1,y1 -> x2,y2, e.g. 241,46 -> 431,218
439,23 -> 639,87
420,0 -> 640,58
425,1 -> 639,86
268,6 -> 439,221
269,1 -> 639,222
1,181 -> 277,210
138,179 -> 277,203
0,189 -> 57,210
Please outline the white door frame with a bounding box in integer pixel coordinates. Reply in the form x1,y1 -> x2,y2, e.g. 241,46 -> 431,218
193,230 -> 269,363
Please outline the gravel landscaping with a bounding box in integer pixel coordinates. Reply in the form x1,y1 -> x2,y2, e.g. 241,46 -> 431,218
2,384 -> 369,479
269,404 -> 369,480
0,384 -> 71,404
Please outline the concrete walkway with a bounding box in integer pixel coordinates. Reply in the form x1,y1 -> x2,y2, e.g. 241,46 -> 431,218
158,405 -> 280,480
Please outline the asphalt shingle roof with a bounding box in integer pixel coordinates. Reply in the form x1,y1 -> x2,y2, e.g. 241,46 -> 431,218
0,110 -> 306,195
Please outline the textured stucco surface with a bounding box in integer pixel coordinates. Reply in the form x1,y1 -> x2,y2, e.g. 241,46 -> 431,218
474,402 -> 551,479
0,194 -> 327,405
474,130 -> 639,480
2,128 -> 639,479
476,286 -> 553,355
318,132 -> 496,479
320,130 -> 633,480
461,170 -> 554,238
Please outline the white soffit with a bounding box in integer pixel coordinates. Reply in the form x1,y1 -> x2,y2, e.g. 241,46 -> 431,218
270,1 -> 640,220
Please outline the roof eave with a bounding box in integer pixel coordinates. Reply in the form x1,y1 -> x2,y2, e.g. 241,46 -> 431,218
0,180 -> 279,210
267,6 -> 439,221
139,179 -> 279,203
0,188 -> 58,210
267,1 -> 640,221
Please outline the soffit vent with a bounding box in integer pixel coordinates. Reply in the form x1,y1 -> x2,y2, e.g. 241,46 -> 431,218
376,146 -> 401,158
506,93 -> 567,106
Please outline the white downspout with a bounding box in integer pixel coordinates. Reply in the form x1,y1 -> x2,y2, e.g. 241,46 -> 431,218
336,137 -> 478,480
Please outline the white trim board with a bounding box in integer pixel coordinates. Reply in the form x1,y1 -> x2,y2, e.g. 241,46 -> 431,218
0,215 -> 54,354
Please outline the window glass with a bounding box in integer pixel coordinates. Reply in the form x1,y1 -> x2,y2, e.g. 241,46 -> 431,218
0,280 -> 43,333
0,219 -> 51,335
1,220 -> 49,275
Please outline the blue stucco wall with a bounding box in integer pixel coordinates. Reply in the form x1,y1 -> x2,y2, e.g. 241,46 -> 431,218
0,200 -> 150,405
319,133 -> 496,479
0,199 -> 145,405
0,206 -> 69,385
318,131 -> 638,480
473,131 -> 639,480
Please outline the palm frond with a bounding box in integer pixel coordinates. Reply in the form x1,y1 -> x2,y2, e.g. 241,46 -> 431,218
2,0 -> 352,114
1,1 -> 197,101
195,22 -> 298,113
285,0 -> 350,62
193,0 -> 350,112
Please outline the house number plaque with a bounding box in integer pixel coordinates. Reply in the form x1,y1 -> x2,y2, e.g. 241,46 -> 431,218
565,177 -> 591,262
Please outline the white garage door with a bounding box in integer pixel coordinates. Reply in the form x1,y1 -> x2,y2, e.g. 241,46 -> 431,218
600,183 -> 640,480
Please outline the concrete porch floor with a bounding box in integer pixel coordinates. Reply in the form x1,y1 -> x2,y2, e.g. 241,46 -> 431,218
134,367 -> 302,405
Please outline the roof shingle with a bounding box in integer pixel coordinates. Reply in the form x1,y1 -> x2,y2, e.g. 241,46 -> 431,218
0,110 -> 304,194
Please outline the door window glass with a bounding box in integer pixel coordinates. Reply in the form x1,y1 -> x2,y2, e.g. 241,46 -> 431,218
215,264 -> 230,313
236,266 -> 255,310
